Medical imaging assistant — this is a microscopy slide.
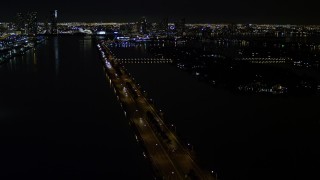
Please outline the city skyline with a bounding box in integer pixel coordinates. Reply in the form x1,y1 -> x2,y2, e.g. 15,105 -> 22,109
1,1 -> 320,179
0,0 -> 319,24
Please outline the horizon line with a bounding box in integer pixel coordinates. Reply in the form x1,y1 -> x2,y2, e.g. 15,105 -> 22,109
1,21 -> 320,26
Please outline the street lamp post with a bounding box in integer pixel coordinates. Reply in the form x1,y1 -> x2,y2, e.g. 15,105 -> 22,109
159,109 -> 164,119
211,170 -> 218,180
187,143 -> 193,151
171,124 -> 176,132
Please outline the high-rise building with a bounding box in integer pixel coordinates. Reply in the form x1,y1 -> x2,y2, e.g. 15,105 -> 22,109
0,23 -> 8,33
228,23 -> 237,34
120,23 -> 134,34
26,12 -> 38,35
44,17 -> 50,34
158,17 -> 168,33
15,12 -> 25,33
175,18 -> 186,36
201,27 -> 212,40
140,17 -> 147,34
50,10 -> 58,34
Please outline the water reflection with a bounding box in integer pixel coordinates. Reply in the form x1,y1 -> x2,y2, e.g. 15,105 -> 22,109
25,49 -> 35,67
0,36 -> 153,179
54,37 -> 60,77
33,50 -> 37,65
7,57 -> 16,71
83,37 -> 92,50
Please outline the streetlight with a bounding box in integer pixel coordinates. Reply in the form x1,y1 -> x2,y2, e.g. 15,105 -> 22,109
187,143 -> 193,151
211,170 -> 218,180
171,124 -> 176,132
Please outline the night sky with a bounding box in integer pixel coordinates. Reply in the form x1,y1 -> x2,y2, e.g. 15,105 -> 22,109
0,0 -> 319,24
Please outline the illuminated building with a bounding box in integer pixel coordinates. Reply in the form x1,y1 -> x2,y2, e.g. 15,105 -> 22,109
15,13 -> 25,33
0,23 -> 8,33
140,17 -> 147,34
26,12 -> 38,35
120,23 -> 133,34
158,17 -> 168,33
201,27 -> 212,40
175,18 -> 186,36
50,10 -> 58,34
44,18 -> 50,34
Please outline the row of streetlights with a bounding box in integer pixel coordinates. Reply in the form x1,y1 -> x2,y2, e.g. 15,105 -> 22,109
102,42 -> 219,180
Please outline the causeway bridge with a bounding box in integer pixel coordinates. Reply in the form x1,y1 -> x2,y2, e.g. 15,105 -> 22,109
97,41 -> 216,180
115,58 -> 173,64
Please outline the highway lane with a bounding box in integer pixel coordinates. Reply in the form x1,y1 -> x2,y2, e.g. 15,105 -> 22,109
98,42 -> 216,180
132,85 -> 214,180
116,81 -> 183,179
118,60 -> 214,179
99,43 -> 183,179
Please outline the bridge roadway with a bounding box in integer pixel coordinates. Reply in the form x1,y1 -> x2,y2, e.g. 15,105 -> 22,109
98,42 -> 216,180
115,58 -> 173,64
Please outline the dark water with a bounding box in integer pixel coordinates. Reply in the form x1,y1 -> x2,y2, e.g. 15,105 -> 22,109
115,52 -> 320,179
0,37 -> 152,179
